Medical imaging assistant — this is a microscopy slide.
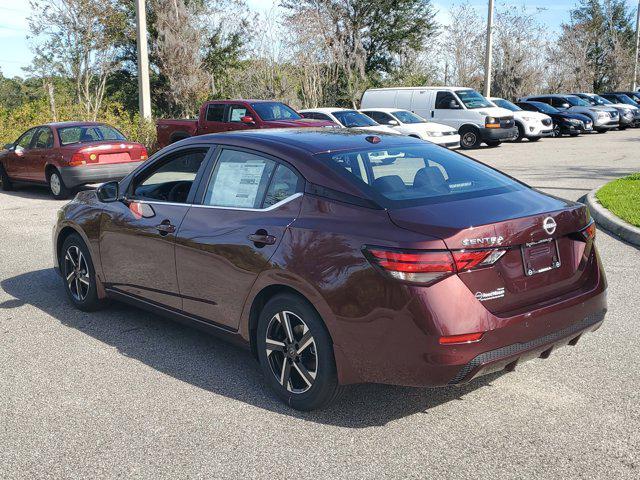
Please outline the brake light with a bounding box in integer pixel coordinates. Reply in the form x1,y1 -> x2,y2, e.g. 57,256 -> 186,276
581,221 -> 596,241
364,246 -> 505,285
439,332 -> 484,345
140,147 -> 148,161
69,152 -> 86,166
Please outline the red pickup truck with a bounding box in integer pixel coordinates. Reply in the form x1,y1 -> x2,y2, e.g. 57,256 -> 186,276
156,100 -> 335,148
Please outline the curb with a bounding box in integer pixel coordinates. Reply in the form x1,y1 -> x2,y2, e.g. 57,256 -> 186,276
586,187 -> 640,247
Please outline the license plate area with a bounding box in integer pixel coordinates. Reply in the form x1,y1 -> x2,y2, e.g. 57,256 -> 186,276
521,238 -> 561,276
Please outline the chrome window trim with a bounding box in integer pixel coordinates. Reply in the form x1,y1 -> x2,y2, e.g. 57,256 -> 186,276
129,192 -> 303,212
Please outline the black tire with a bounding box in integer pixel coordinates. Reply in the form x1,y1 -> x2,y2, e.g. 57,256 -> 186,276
570,132 -> 580,137
60,233 -> 106,312
0,164 -> 13,191
256,293 -> 344,411
619,125 -> 627,131
459,126 -> 481,149
485,140 -> 501,147
48,169 -> 71,199
529,136 -> 541,142
596,128 -> 607,134
514,123 -> 525,142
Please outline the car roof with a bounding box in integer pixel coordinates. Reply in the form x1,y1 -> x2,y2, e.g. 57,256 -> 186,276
365,86 -> 473,92
359,107 -> 406,113
43,121 -> 108,128
300,107 -> 356,114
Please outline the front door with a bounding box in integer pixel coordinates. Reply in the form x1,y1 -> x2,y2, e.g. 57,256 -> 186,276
433,91 -> 466,129
175,147 -> 303,329
5,127 -> 38,179
99,147 -> 211,310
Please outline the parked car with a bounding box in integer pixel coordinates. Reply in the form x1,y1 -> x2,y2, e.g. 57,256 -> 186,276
361,87 -> 517,149
515,101 -> 594,137
358,108 -> 460,148
600,92 -> 640,110
156,100 -> 334,148
0,122 -> 148,199
570,92 -> 639,129
488,97 -> 553,141
298,108 -> 398,135
518,94 -> 619,133
53,128 -> 607,411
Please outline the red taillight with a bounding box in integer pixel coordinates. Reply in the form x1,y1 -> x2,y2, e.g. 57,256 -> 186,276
581,221 -> 596,241
69,152 -> 86,166
365,246 -> 505,285
439,332 -> 484,345
140,147 -> 148,161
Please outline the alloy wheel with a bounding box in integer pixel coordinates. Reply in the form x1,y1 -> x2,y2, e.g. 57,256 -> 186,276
64,245 -> 90,302
50,173 -> 62,196
461,131 -> 477,148
553,124 -> 561,137
265,310 -> 317,394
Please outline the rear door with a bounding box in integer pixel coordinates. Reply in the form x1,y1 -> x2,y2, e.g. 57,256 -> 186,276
198,103 -> 227,134
99,146 -> 211,309
175,147 -> 303,329
395,90 -> 414,111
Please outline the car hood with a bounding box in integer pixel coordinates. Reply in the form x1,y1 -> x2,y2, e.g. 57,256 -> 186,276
264,119 -> 336,128
558,112 -> 591,122
608,103 -> 637,110
402,122 -> 458,134
474,106 -> 514,118
513,111 -> 550,122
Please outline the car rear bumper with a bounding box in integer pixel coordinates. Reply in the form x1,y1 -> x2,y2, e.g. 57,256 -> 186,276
59,161 -> 144,188
480,126 -> 518,142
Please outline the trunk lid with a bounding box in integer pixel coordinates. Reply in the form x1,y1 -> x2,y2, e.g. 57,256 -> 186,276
387,189 -> 593,315
65,142 -> 147,165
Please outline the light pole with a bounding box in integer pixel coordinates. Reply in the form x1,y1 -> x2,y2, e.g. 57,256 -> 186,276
633,0 -> 640,91
135,0 -> 152,119
483,0 -> 495,97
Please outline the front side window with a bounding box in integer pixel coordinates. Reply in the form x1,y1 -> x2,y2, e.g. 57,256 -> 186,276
15,128 -> 37,150
332,110 -> 378,127
34,128 -> 54,148
228,105 -> 249,122
435,92 -> 459,109
204,149 -> 276,208
58,125 -> 126,146
250,102 -> 301,121
132,148 -> 208,203
392,110 -> 425,124
455,90 -> 492,109
321,145 -> 523,207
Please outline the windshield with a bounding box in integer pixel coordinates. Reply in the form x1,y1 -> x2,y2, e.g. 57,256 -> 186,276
493,99 -> 521,111
321,145 -> 523,207
333,110 -> 378,128
392,110 -> 426,124
593,95 -> 612,105
456,90 -> 493,109
566,96 -> 590,107
615,94 -> 638,106
57,125 -> 126,146
527,101 -> 559,114
250,102 -> 301,121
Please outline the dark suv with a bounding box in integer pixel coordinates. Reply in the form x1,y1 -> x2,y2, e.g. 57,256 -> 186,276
53,129 -> 607,410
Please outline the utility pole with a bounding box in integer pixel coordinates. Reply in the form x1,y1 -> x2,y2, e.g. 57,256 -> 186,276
483,0 -> 495,97
633,0 -> 640,91
135,0 -> 152,119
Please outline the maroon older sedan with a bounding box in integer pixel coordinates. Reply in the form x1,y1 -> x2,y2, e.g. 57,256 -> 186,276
0,122 -> 148,199
52,129 -> 607,410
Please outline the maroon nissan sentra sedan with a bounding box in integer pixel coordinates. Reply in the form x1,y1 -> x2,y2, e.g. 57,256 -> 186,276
52,129 -> 607,410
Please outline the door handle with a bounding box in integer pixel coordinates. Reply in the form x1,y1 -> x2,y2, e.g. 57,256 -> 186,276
248,231 -> 277,246
156,220 -> 176,235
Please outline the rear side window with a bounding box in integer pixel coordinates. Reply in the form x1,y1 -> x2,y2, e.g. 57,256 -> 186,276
321,145 -> 523,207
204,149 -> 276,208
34,128 -> 54,148
264,164 -> 300,207
206,104 -> 225,122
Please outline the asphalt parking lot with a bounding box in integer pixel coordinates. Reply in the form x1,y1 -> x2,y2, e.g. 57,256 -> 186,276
1,131 -> 639,479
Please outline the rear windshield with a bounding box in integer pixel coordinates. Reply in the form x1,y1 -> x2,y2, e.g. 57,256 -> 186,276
58,125 -> 125,146
333,110 -> 378,127
320,145 -> 524,207
250,102 -> 301,121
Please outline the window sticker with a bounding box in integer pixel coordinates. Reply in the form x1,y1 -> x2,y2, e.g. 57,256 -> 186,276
208,160 -> 267,208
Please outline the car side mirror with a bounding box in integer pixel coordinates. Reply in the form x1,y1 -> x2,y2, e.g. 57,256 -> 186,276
449,100 -> 461,109
97,181 -> 120,203
14,145 -> 25,156
561,103 -> 570,109
387,119 -> 399,126
241,115 -> 255,125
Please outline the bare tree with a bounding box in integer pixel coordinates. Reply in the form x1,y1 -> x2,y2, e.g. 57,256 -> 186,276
28,0 -> 126,120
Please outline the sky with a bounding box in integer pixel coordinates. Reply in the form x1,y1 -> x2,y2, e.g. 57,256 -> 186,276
0,0 -> 638,79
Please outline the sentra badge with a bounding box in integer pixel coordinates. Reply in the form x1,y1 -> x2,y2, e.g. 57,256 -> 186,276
462,235 -> 504,247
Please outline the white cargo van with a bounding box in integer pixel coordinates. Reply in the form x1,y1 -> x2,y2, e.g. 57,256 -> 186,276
360,87 -> 518,149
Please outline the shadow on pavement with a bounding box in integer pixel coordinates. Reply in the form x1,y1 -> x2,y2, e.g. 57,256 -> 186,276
0,268 -> 502,428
